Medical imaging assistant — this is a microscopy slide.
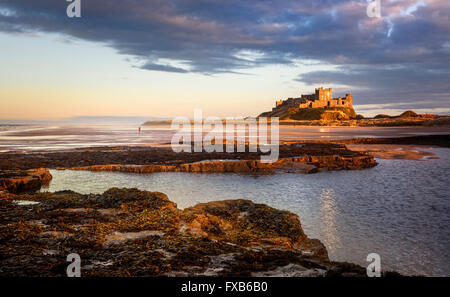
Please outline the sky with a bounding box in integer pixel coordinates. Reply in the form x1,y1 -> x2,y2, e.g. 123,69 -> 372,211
0,0 -> 449,120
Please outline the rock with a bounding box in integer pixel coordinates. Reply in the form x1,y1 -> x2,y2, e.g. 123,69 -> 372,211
183,199 -> 312,250
67,143 -> 377,174
374,114 -> 392,119
398,110 -> 418,118
0,143 -> 376,172
0,187 -> 379,277
70,153 -> 376,174
260,106 -> 357,121
251,263 -> 327,277
0,168 -> 52,193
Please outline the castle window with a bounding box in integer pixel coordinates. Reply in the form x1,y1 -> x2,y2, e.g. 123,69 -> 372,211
327,101 -> 330,107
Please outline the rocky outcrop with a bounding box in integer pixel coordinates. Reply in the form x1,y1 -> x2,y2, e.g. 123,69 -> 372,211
259,107 -> 449,127
0,188 -> 395,277
0,168 -> 52,193
65,143 -> 376,174
260,107 -> 357,121
398,110 -> 418,118
0,143 -> 376,174
0,143 -> 376,171
70,153 -> 376,174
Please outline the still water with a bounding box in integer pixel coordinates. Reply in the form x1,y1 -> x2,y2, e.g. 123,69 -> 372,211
42,149 -> 450,276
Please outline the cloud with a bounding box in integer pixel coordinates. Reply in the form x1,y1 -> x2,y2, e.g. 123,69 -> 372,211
140,62 -> 189,73
0,0 -> 449,109
295,63 -> 450,107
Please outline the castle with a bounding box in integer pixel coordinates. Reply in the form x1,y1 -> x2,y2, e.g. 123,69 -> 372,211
273,87 -> 353,111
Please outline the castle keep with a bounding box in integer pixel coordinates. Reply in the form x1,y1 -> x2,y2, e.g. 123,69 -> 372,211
273,87 -> 353,111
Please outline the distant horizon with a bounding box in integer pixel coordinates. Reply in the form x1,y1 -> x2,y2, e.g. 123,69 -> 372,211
3,92 -> 449,122
1,107 -> 449,124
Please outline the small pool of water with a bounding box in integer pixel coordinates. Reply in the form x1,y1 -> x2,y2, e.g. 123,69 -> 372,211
41,148 -> 450,276
14,200 -> 40,206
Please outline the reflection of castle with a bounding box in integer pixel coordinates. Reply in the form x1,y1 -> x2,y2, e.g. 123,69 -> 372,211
273,87 -> 353,111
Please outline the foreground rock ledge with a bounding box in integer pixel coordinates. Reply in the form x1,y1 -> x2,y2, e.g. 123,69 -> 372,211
0,168 -> 51,194
0,188 -> 399,277
70,153 -> 376,174
0,143 -> 376,173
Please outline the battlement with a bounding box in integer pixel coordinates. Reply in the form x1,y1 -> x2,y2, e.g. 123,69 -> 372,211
273,87 -> 353,110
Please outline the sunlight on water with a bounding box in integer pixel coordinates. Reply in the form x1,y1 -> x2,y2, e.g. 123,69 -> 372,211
318,189 -> 342,254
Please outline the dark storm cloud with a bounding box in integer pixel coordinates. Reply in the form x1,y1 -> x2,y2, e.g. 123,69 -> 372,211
296,64 -> 450,106
0,0 -> 449,108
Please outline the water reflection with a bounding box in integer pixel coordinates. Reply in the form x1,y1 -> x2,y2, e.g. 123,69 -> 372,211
318,189 -> 342,254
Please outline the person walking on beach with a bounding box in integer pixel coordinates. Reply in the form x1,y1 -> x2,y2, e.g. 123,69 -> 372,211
139,126 -> 142,134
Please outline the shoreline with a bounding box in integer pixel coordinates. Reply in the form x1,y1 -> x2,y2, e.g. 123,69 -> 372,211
1,124 -> 450,154
1,135 -> 448,172
142,116 -> 450,127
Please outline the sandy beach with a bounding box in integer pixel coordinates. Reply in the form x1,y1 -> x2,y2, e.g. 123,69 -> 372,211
1,123 -> 450,153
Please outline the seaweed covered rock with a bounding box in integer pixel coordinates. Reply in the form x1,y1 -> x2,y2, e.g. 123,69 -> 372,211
0,168 -> 51,193
0,188 -> 373,277
0,143 -> 376,172
183,199 -> 308,247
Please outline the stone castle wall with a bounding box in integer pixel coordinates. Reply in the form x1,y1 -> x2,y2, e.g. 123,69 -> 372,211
273,87 -> 353,111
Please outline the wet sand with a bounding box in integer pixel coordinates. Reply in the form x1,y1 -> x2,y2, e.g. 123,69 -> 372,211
1,124 -> 450,153
278,125 -> 450,141
345,144 -> 438,160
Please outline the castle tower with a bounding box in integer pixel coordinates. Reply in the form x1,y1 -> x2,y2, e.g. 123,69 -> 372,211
345,93 -> 353,106
315,87 -> 332,102
315,87 -> 322,101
